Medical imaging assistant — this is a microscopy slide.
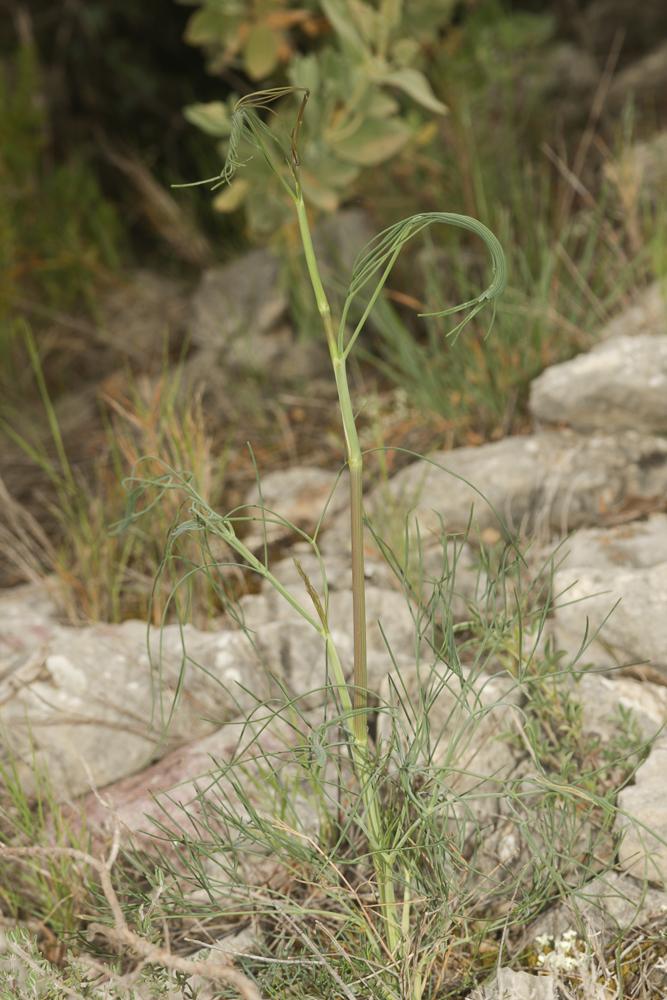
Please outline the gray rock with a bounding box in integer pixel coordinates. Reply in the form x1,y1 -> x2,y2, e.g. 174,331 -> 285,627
190,248 -> 285,353
97,270 -> 189,361
189,209 -> 372,376
549,516 -> 667,676
597,283 -> 666,342
617,738 -> 667,886
470,968 -> 556,1000
471,672 -> 665,903
267,540 -> 399,597
0,619 -> 273,799
79,707 -> 332,899
81,708 -> 309,839
318,514 -> 485,621
529,335 -> 667,434
553,514 -> 667,572
577,672 -> 667,744
527,870 -> 667,946
311,208 -> 374,285
553,561 -> 667,675
238,584 -> 419,700
0,581 -> 419,799
0,582 -> 61,663
243,465 -> 348,549
361,430 -> 667,541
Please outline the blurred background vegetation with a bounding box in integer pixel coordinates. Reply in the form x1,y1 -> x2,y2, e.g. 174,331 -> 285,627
1,0 -> 666,621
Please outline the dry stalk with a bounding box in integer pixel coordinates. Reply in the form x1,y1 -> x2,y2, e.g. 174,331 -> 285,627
0,838 -> 264,1000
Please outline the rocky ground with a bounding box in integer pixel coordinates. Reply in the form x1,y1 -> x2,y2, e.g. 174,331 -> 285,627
1,274 -> 667,996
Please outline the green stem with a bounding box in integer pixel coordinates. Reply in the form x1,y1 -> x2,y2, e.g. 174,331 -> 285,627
295,190 -> 368,747
294,190 -> 401,954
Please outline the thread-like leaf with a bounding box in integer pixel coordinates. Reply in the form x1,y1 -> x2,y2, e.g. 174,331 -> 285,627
339,212 -> 507,356
174,87 -> 309,197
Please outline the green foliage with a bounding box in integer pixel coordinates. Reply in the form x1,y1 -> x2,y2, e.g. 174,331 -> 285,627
0,45 -> 122,349
0,752 -> 91,939
1,328 -> 225,625
181,0 -> 456,234
351,4 -> 660,435
364,173 -> 642,435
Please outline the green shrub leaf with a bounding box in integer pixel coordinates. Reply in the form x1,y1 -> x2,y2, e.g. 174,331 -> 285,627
243,24 -> 281,80
381,68 -> 447,114
212,177 -> 249,212
335,118 -> 411,165
183,101 -> 231,137
320,0 -> 366,54
184,6 -> 231,46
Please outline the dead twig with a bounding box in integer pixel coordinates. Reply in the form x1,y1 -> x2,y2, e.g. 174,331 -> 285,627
0,837 -> 264,1000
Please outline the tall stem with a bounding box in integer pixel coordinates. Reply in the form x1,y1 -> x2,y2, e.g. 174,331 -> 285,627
295,191 -> 368,747
295,189 -> 400,954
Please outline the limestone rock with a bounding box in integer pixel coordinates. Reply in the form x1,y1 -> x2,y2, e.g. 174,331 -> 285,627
80,707 -> 332,899
527,870 -> 667,946
317,517 -> 485,622
190,248 -> 285,353
97,270 -> 189,361
81,708 -> 310,840
243,465 -> 348,549
0,619 -> 273,799
311,208 -> 374,285
0,582 -> 61,662
554,562 -> 667,675
361,431 -> 667,541
598,283 -> 666,342
529,335 -> 667,434
0,582 -> 418,799
617,738 -> 667,886
577,672 -> 667,744
189,209 -> 372,376
471,968 -> 556,999
267,540 -> 400,597
554,514 -> 667,572
552,516 -> 667,675
238,585 -> 418,700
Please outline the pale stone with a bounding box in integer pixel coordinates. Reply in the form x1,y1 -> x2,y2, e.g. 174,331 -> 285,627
617,738 -> 667,886
471,967 -> 557,999
191,248 -> 285,352
554,514 -> 667,572
529,335 -> 667,434
359,430 -> 667,541
527,870 -> 667,945
553,562 -> 667,675
597,283 -> 666,342
243,466 -> 348,549
577,672 -> 667,743
0,619 -> 275,799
